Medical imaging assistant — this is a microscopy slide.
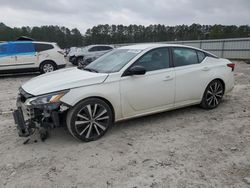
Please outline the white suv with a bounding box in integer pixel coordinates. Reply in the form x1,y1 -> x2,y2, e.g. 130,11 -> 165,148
0,41 -> 66,74
69,45 -> 114,66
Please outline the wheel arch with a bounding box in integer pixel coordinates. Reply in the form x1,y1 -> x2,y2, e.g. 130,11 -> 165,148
39,59 -> 57,69
71,96 -> 115,123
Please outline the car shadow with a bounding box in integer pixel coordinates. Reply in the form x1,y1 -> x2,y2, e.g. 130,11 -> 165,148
0,72 -> 40,78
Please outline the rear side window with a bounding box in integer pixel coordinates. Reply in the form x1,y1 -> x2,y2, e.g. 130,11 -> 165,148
173,48 -> 198,67
8,43 -> 35,54
34,43 -> 54,52
99,46 -> 113,51
197,51 -> 206,63
88,46 -> 99,52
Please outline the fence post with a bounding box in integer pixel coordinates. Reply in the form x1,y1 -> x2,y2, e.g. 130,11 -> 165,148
221,40 -> 225,58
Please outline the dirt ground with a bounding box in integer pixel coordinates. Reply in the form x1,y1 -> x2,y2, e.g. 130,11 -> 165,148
0,61 -> 249,188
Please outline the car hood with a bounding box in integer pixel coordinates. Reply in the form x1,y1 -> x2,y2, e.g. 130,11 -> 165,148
22,67 -> 108,96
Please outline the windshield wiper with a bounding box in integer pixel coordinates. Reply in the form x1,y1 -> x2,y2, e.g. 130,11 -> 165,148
82,67 -> 99,73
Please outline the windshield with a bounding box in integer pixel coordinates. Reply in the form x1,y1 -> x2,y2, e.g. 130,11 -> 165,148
84,49 -> 141,73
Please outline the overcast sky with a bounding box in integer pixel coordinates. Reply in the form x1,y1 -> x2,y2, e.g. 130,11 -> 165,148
1,0 -> 250,33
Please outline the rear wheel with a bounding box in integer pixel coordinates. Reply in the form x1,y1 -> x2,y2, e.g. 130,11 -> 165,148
66,98 -> 114,142
200,80 -> 224,109
40,61 -> 56,74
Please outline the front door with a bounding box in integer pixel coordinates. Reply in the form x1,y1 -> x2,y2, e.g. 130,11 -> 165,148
0,42 -> 16,71
120,47 -> 175,117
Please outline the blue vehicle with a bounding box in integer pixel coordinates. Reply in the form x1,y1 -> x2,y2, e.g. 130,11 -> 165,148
0,41 -> 66,74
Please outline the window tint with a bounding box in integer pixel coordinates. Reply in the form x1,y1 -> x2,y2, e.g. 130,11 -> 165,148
88,46 -> 99,52
197,51 -> 206,63
173,48 -> 198,67
99,46 -> 113,51
133,48 -> 170,72
34,43 -> 54,52
9,43 -> 35,54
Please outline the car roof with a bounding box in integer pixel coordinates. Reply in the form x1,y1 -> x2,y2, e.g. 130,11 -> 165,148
87,44 -> 114,48
119,43 -> 199,50
118,43 -> 216,56
1,41 -> 56,45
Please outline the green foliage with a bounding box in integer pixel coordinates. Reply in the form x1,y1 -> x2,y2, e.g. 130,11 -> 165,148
0,23 -> 83,48
0,22 -> 250,47
84,24 -> 250,45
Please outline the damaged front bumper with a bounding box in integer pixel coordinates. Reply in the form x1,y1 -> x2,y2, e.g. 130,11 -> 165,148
12,88 -> 69,137
13,107 -> 33,137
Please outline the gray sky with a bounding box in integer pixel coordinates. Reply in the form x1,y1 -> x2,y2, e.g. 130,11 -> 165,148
1,0 -> 250,33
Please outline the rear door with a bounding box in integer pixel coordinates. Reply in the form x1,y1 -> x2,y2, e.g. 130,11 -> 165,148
14,42 -> 36,68
172,47 -> 211,106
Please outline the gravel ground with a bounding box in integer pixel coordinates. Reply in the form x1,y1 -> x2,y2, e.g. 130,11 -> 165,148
0,61 -> 249,188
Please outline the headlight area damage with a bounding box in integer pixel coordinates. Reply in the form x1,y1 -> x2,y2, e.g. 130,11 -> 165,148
12,88 -> 70,141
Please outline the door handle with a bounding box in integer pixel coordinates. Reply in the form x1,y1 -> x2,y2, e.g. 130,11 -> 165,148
163,75 -> 173,81
202,67 -> 210,71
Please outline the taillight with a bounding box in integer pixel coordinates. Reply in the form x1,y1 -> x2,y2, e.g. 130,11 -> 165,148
227,63 -> 235,71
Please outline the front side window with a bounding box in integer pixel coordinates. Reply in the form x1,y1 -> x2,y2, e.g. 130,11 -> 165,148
9,42 -> 35,55
85,49 -> 141,73
133,48 -> 170,72
173,48 -> 198,67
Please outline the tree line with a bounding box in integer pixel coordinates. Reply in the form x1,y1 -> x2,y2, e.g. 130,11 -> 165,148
1,22 -> 250,48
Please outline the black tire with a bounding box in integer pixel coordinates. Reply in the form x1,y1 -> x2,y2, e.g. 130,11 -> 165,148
40,61 -> 56,74
66,98 -> 114,142
76,56 -> 84,67
200,79 -> 224,109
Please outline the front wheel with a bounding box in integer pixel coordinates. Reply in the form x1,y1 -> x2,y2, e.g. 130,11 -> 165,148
200,80 -> 224,109
66,98 -> 114,142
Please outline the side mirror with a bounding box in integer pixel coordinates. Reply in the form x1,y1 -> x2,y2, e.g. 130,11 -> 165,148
127,65 -> 146,76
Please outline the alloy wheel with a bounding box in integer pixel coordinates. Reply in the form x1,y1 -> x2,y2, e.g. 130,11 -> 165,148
205,81 -> 223,108
43,63 -> 54,73
74,103 -> 110,139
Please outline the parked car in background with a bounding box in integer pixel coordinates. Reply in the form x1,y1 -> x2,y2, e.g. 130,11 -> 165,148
13,44 -> 235,142
69,45 -> 114,66
0,41 -> 66,74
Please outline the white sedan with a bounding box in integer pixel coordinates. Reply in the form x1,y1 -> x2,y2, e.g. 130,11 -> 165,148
13,44 -> 235,141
